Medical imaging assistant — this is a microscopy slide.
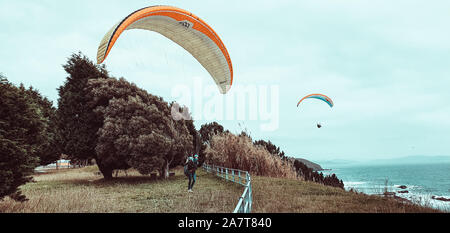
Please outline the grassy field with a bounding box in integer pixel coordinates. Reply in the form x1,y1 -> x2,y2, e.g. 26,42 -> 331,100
251,176 -> 441,213
0,166 -> 442,213
0,166 -> 243,213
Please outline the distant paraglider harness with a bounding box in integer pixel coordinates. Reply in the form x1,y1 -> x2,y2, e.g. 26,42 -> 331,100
296,94 -> 333,129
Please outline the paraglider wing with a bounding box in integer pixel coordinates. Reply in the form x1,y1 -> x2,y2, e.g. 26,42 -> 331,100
297,94 -> 334,108
97,5 -> 233,94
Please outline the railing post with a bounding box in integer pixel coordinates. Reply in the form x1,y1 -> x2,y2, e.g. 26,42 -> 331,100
238,171 -> 241,185
203,163 -> 252,213
248,173 -> 252,212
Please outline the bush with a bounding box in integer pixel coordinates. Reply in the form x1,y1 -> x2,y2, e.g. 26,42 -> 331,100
293,160 -> 344,189
204,132 -> 297,178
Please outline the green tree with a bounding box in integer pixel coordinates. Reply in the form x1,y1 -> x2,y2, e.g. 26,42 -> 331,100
22,86 -> 59,165
168,103 -> 196,171
199,122 -> 227,145
88,78 -> 194,179
55,52 -> 108,170
86,77 -> 160,178
0,76 -> 42,201
254,139 -> 287,161
183,117 -> 205,166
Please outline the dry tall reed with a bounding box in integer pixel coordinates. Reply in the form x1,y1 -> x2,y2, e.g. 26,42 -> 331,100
205,133 -> 297,179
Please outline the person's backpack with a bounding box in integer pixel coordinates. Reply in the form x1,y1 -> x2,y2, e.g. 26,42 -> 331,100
184,158 -> 194,176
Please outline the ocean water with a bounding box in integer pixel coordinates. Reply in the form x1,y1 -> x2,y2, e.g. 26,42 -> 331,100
320,162 -> 450,211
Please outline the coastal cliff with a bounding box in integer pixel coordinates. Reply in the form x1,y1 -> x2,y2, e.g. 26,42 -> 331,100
291,158 -> 324,171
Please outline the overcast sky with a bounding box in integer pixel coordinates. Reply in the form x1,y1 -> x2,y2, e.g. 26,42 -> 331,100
1,0 -> 450,162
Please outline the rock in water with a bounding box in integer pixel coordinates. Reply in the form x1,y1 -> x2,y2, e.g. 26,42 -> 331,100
431,196 -> 450,202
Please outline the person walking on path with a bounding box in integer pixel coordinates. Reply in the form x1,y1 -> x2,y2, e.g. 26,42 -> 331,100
184,154 -> 199,192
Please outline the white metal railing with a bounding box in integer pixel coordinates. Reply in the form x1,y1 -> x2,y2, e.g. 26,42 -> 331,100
203,163 -> 252,213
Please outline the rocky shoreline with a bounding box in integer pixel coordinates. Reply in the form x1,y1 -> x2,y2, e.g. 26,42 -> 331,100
377,185 -> 450,208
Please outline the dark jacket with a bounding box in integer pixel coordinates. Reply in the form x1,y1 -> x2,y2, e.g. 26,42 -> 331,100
184,158 -> 197,176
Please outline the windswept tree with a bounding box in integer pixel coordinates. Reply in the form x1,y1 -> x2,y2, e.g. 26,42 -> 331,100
56,52 -> 109,169
254,139 -> 287,161
0,76 -> 42,201
292,159 -> 344,189
88,78 -> 193,179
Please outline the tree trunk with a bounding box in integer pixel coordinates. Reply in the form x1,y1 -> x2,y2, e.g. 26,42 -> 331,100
162,160 -> 170,179
95,159 -> 113,180
195,133 -> 200,155
100,166 -> 113,180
